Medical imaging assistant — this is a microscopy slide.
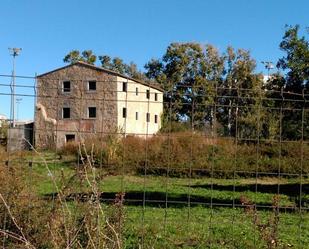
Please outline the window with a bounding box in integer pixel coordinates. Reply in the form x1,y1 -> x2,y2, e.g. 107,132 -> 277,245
63,81 -> 71,92
146,113 -> 150,122
88,107 -> 96,118
123,82 -> 127,92
65,134 -> 75,143
146,89 -> 150,99
136,87 -> 138,96
123,108 -> 127,118
88,81 -> 96,91
154,115 -> 158,124
155,93 -> 158,101
135,112 -> 138,120
62,107 -> 70,119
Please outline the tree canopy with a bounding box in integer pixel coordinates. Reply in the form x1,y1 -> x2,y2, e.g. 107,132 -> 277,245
62,25 -> 309,140
277,25 -> 309,92
144,42 -> 264,135
63,50 -> 145,80
63,50 -> 97,65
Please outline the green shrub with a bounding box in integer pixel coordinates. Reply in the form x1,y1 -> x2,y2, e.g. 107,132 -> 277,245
58,131 -> 309,178
0,121 -> 8,146
0,148 -> 125,248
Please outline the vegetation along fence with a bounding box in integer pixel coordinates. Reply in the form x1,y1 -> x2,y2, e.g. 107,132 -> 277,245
0,73 -> 308,249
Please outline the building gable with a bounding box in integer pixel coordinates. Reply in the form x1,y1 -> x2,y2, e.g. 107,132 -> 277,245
37,61 -> 163,92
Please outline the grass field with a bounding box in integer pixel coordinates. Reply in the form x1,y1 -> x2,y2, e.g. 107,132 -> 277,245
19,152 -> 309,248
2,151 -> 309,248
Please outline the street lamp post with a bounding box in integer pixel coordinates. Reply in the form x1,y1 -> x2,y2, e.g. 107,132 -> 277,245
9,48 -> 22,127
16,98 -> 22,121
261,61 -> 274,78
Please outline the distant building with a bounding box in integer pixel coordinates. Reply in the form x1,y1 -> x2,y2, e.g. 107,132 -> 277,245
0,114 -> 7,128
34,61 -> 163,149
263,75 -> 271,83
262,74 -> 275,91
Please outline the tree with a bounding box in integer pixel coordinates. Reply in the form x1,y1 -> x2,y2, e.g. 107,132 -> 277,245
98,55 -> 145,80
98,55 -> 112,68
145,42 -> 225,129
274,25 -> 309,140
63,50 -> 97,65
126,62 -> 145,80
81,50 -> 97,65
63,51 -> 146,80
145,42 -> 276,139
110,57 -> 127,74
217,47 -> 266,138
145,59 -> 164,81
277,25 -> 309,93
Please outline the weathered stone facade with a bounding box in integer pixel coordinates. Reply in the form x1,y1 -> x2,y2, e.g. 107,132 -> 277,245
35,62 -> 163,149
35,63 -> 118,149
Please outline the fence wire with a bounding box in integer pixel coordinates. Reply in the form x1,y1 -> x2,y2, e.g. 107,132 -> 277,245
0,73 -> 308,249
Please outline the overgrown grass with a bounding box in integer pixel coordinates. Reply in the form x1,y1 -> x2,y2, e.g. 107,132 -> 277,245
123,205 -> 309,248
59,133 -> 309,177
26,155 -> 308,208
1,147 -> 309,248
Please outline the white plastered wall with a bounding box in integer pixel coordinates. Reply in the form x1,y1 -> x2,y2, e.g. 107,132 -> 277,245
116,76 -> 163,135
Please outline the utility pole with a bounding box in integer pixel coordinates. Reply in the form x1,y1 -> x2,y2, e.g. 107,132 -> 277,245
16,98 -> 22,121
9,48 -> 22,127
261,61 -> 274,78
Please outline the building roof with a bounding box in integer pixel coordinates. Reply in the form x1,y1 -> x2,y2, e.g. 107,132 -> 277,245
15,120 -> 34,125
37,61 -> 163,92
0,114 -> 7,119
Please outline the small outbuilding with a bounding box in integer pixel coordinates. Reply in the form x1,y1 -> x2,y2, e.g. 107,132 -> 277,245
7,121 -> 34,152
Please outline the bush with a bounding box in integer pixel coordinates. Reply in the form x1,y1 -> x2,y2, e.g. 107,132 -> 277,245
58,131 -> 309,178
0,121 -> 8,146
123,134 -> 309,177
0,159 -> 51,248
0,148 -> 125,248
58,132 -> 122,168
159,121 -> 191,133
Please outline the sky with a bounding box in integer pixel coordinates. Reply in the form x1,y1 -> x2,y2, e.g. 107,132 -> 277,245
0,0 -> 308,119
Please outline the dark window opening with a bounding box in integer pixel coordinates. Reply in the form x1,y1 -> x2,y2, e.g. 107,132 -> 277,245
155,93 -> 158,101
146,89 -> 150,99
88,81 -> 96,91
88,107 -> 96,118
123,108 -> 127,118
136,87 -> 138,96
123,82 -> 127,92
63,81 -> 71,92
136,112 -> 138,120
62,108 -> 70,119
154,115 -> 158,124
65,134 -> 75,143
146,113 -> 150,122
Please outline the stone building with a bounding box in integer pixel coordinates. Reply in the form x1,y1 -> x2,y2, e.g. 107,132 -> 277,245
34,61 -> 163,149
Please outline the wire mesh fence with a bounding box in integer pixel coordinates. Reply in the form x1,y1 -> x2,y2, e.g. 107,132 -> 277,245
0,72 -> 308,248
